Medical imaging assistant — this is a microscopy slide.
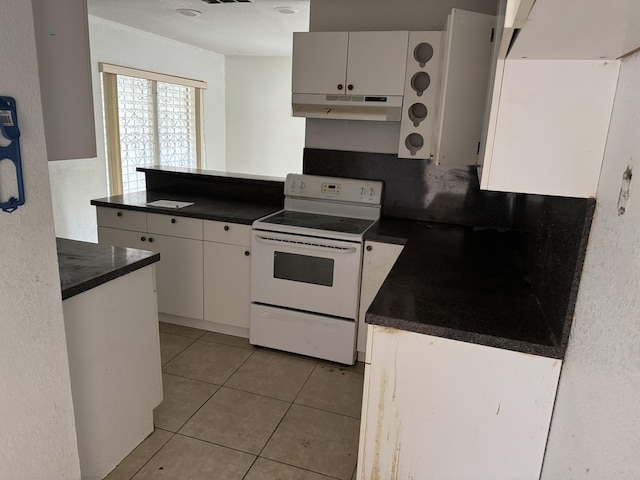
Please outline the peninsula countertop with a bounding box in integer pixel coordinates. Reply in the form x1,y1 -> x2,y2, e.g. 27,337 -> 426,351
91,191 -> 282,225
57,237 -> 160,300
364,218 -> 562,358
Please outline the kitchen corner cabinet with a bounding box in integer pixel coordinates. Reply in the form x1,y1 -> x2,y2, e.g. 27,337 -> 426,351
32,0 -> 96,161
357,241 -> 404,356
477,0 -> 621,198
203,221 -> 252,332
292,31 -> 409,96
357,326 -> 562,480
97,211 -> 204,320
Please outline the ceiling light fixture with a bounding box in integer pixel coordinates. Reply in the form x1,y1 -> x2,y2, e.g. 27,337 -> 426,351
176,8 -> 202,17
274,6 -> 299,14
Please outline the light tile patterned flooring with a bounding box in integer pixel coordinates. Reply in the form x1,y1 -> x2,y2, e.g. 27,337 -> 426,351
105,322 -> 364,480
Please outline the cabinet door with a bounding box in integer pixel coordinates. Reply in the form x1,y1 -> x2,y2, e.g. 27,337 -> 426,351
346,31 -> 409,95
203,242 -> 251,329
292,32 -> 349,95
149,234 -> 204,320
357,241 -> 404,353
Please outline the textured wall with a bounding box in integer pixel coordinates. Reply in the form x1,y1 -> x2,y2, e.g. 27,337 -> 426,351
225,56 -> 305,177
49,15 -> 227,241
0,1 -> 81,478
541,53 -> 640,478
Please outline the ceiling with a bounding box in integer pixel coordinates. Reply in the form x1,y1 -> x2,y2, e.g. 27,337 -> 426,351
87,0 -> 310,56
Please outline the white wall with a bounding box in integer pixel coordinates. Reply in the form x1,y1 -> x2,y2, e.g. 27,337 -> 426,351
225,56 -> 305,177
306,0 -> 498,153
49,15 -> 226,241
0,2 -> 80,478
540,52 -> 640,479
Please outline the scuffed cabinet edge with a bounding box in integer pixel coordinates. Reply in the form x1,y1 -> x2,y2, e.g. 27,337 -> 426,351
356,363 -> 372,480
365,322 -> 375,364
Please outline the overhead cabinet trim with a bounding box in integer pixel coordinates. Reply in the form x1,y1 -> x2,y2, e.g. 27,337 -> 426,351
99,63 -> 208,90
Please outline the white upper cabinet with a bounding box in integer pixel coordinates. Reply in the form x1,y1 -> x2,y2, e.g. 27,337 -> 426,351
478,0 -> 625,198
32,0 -> 96,161
292,32 -> 349,95
292,31 -> 409,96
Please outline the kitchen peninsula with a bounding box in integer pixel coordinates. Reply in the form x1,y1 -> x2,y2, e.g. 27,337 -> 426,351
91,167 -> 284,337
57,238 -> 162,479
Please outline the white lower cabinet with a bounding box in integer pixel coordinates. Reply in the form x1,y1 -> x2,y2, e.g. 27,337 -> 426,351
358,325 -> 562,480
357,241 -> 404,356
97,225 -> 204,320
96,208 -> 254,335
204,241 -> 251,330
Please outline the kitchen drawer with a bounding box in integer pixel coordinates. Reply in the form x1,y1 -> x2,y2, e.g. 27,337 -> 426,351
96,207 -> 147,232
203,220 -> 251,246
147,213 -> 203,240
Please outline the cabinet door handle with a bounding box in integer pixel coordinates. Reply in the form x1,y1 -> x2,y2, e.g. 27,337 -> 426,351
347,84 -> 354,91
366,245 -> 372,252
244,250 -> 250,256
171,218 -> 176,224
224,225 -> 230,231
117,211 -> 123,217
337,84 -> 343,91
140,236 -> 146,242
148,237 -> 154,243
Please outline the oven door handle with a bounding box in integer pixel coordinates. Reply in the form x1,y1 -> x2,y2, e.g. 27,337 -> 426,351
254,235 -> 358,254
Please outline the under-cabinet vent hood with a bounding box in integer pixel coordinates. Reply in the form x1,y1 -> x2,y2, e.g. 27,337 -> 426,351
292,93 -> 403,122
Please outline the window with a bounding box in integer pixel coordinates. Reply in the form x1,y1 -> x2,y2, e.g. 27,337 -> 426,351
100,63 -> 207,195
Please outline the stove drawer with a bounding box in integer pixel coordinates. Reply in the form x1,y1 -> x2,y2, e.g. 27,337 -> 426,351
250,304 -> 357,365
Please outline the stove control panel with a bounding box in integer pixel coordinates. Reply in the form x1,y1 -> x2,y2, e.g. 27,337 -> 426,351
285,174 -> 382,205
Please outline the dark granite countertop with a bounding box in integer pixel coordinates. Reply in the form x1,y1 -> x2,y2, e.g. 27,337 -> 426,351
364,218 -> 562,358
57,237 -> 160,300
91,191 -> 281,225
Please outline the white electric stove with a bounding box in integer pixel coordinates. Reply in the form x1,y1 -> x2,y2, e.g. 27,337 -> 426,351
250,173 -> 383,364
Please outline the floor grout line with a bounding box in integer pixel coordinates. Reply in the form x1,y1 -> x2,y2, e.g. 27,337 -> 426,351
153,332 -> 363,480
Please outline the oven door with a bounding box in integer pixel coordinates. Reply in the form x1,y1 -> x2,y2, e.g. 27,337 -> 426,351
251,230 -> 362,319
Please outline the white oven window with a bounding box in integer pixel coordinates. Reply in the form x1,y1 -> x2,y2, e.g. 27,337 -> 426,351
273,251 -> 334,287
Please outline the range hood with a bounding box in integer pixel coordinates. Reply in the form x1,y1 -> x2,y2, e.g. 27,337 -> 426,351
292,93 -> 403,122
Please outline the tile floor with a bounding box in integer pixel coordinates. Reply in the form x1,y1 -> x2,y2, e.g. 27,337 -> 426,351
105,322 -> 365,480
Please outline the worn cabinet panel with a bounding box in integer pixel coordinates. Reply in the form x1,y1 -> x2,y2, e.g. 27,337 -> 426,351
358,326 -> 561,480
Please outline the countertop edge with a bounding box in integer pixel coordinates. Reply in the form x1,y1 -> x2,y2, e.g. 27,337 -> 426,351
62,253 -> 160,301
365,313 -> 563,359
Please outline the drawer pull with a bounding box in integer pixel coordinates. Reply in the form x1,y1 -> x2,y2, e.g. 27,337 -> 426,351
117,211 -> 123,217
140,236 -> 146,242
244,250 -> 250,256
148,237 -> 154,243
171,218 -> 176,224
224,225 -> 230,231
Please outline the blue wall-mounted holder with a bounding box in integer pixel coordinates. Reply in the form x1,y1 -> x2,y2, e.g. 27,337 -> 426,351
0,96 -> 25,213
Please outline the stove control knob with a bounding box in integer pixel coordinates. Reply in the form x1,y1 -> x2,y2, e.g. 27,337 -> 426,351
369,187 -> 375,196
360,187 -> 365,195
300,181 -> 305,190
291,180 -> 297,190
